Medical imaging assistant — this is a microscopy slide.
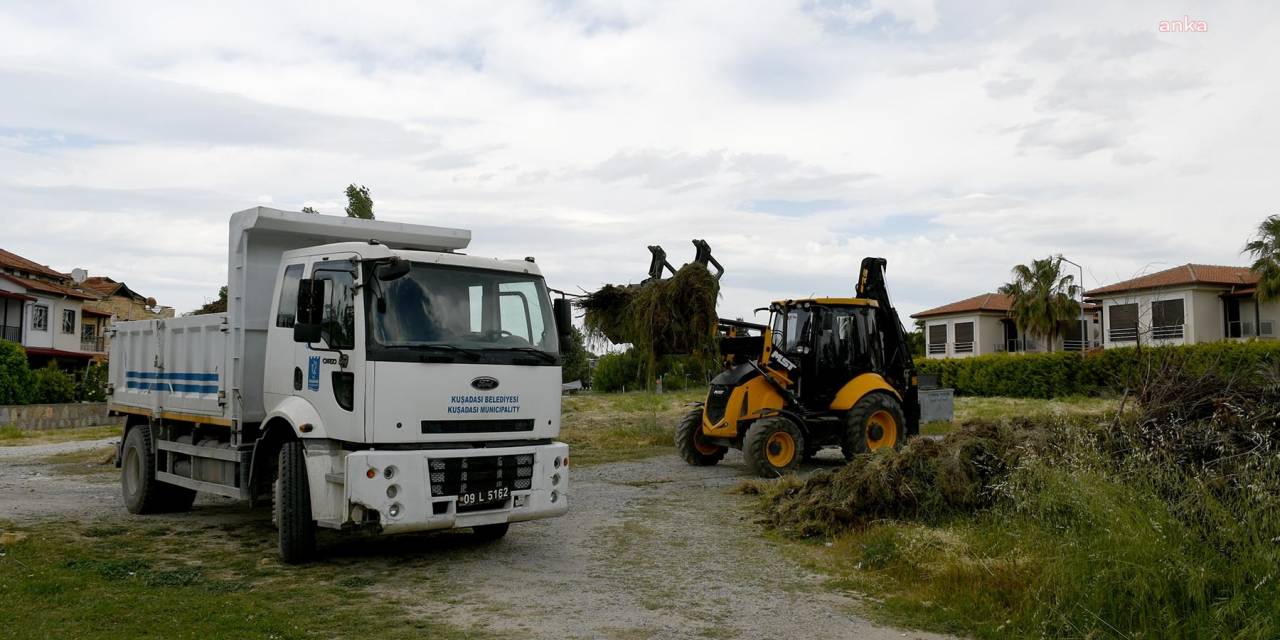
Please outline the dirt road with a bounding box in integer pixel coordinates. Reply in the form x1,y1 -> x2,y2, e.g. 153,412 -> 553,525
0,439 -> 951,640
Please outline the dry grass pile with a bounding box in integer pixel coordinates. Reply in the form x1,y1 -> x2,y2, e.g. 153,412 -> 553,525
752,421 -> 1040,537
578,263 -> 721,381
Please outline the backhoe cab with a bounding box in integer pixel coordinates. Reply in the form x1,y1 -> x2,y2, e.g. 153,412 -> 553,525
676,257 -> 920,477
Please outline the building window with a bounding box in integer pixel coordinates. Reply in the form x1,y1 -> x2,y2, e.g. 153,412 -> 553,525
927,324 -> 947,354
31,304 -> 48,331
1150,299 -> 1185,340
1108,303 -> 1138,342
953,322 -> 974,353
275,264 -> 304,328
62,309 -> 76,334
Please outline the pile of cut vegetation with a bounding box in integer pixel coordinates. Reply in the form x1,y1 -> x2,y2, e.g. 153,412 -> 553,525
749,351 -> 1280,638
577,263 -> 721,380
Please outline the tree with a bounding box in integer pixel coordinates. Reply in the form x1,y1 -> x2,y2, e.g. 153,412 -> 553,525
192,286 -> 228,315
906,318 -> 926,357
301,206 -> 318,214
344,184 -> 374,220
999,256 -> 1080,352
559,327 -> 591,384
0,339 -> 33,405
1244,214 -> 1280,301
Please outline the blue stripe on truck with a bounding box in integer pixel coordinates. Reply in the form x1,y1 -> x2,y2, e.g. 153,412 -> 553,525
125,381 -> 219,394
125,371 -> 219,381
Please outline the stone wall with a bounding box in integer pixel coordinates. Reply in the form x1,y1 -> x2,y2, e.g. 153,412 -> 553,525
0,402 -> 125,430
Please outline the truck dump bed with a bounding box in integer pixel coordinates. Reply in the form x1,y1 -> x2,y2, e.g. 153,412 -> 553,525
109,207 -> 471,425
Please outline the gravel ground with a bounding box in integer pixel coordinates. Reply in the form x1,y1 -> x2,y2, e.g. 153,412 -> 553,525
0,439 -> 953,640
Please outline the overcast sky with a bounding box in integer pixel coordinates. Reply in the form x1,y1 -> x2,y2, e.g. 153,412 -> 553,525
1,1 -> 1275,325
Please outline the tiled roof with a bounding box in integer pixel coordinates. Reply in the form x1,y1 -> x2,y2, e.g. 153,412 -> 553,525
1085,264 -> 1257,296
0,273 -> 98,300
80,277 -> 123,297
912,293 -> 1013,319
0,248 -> 67,280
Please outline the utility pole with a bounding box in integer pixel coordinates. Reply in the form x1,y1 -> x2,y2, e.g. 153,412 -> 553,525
1058,255 -> 1087,355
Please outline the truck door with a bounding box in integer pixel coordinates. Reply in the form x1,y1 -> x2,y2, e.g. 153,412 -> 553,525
300,257 -> 365,441
264,262 -> 305,407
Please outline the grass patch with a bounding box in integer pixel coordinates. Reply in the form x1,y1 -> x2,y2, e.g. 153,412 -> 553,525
0,424 -> 119,446
559,389 -> 705,465
38,445 -> 117,476
0,520 -> 487,639
922,395 -> 1118,436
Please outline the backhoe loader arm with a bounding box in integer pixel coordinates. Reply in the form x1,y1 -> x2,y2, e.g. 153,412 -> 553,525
856,257 -> 920,432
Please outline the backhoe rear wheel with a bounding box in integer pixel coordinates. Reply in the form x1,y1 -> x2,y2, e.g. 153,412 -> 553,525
675,407 -> 726,466
743,417 -> 804,477
842,393 -> 906,460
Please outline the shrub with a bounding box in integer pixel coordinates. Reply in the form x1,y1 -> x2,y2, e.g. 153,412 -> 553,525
0,340 -> 33,405
915,340 -> 1280,398
31,362 -> 77,404
77,362 -> 108,402
592,349 -> 647,392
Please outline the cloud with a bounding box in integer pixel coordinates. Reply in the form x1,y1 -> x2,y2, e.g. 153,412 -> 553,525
983,75 -> 1034,99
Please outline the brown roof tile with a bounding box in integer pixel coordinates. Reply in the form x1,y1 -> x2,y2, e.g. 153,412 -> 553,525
80,277 -> 123,297
0,248 -> 67,280
1084,264 -> 1257,296
0,273 -> 98,300
912,293 -> 1013,319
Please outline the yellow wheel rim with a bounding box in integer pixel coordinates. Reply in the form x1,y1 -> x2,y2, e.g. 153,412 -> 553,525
765,431 -> 796,467
866,410 -> 898,451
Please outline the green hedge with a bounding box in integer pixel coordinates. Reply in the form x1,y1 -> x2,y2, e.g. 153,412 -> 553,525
915,341 -> 1280,398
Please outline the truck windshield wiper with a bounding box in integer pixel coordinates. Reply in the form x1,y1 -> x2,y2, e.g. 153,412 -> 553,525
485,347 -> 558,363
385,343 -> 482,361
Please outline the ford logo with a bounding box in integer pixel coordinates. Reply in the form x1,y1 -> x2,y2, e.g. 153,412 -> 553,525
471,376 -> 500,391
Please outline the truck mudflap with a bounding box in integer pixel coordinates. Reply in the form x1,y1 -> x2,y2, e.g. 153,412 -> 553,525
344,442 -> 569,535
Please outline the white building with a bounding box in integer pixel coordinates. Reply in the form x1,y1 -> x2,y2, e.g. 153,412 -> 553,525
912,293 -> 1101,359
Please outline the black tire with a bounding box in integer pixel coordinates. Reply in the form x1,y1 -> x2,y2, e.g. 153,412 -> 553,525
121,424 -> 196,514
277,441 -> 316,564
842,393 -> 907,461
675,408 -> 726,466
742,417 -> 804,477
472,522 -> 510,542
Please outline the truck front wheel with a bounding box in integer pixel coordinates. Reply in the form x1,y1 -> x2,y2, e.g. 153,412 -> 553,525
121,424 -> 196,514
276,441 -> 316,564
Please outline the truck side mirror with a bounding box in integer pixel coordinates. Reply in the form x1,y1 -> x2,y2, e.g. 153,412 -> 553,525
375,257 -> 411,281
293,279 -> 324,343
553,298 -> 573,339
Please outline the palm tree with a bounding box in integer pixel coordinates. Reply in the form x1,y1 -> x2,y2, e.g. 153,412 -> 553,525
1244,215 -> 1280,301
999,256 -> 1080,352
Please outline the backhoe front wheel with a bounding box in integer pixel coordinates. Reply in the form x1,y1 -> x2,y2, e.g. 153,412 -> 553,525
675,408 -> 726,466
743,417 -> 804,477
843,393 -> 906,460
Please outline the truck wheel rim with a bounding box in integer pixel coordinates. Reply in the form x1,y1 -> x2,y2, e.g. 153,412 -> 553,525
866,410 -> 897,451
124,447 -> 140,498
765,431 -> 796,467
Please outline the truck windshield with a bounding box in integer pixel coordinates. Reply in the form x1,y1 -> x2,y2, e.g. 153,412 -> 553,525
368,262 -> 559,356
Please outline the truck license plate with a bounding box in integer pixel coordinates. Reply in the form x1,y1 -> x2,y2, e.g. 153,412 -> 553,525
457,486 -> 510,508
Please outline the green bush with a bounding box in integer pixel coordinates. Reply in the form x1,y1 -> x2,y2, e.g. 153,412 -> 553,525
31,362 -> 77,404
0,340 -> 33,405
915,341 -> 1280,398
77,362 -> 108,402
591,349 -> 647,392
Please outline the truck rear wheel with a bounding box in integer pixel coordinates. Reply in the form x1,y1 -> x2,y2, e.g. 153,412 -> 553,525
121,424 -> 196,514
277,441 -> 316,564
743,417 -> 804,477
675,408 -> 726,466
842,393 -> 906,460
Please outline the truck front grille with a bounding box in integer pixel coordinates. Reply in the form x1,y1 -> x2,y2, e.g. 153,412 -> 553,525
705,384 -> 732,424
427,454 -> 535,510
420,419 -> 535,434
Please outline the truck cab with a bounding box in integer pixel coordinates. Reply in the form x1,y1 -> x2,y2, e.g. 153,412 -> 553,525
110,208 -> 572,562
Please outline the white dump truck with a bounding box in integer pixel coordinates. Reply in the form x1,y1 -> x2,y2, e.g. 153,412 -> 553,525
109,207 -> 572,562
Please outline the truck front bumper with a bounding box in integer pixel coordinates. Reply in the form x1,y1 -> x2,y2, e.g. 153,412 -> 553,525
342,441 -> 569,535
